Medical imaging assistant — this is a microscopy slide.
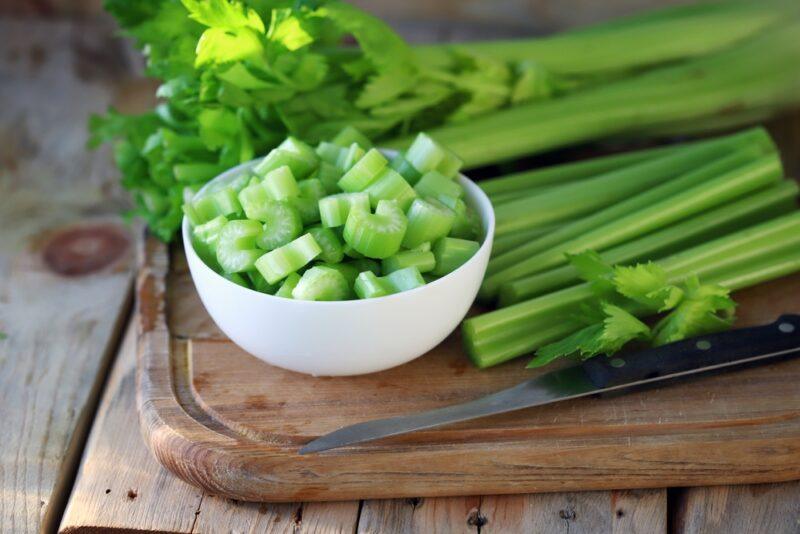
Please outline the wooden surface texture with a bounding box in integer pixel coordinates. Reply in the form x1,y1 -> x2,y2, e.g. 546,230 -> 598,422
2,10 -> 799,534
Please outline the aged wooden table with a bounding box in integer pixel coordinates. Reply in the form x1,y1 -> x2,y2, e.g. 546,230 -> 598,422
2,11 -> 800,534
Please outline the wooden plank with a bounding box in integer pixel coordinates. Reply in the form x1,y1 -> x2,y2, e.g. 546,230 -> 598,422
0,19 -> 138,534
358,496 -> 479,533
480,490 -> 666,534
673,482 -> 800,534
59,322 -> 204,533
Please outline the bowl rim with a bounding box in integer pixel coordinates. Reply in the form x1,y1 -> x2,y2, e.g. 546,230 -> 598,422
182,150 -> 496,307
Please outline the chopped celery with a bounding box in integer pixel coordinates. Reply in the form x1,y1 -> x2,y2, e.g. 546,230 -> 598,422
289,196 -> 321,225
354,266 -> 425,299
315,161 -> 343,194
390,153 -> 422,184
343,242 -> 364,259
308,226 -> 345,264
275,272 -> 301,298
438,196 -> 479,240
298,178 -> 326,201
292,266 -> 351,301
338,148 -> 388,192
254,149 -> 315,179
255,233 -> 322,284
414,171 -> 463,202
364,167 -> 417,210
344,200 -> 408,259
382,250 -> 436,274
436,147 -> 464,179
184,186 -> 241,225
405,133 -> 446,175
237,180 -> 273,221
246,270 -> 278,294
277,136 -> 318,168
262,166 -> 300,200
316,141 -> 345,165
255,202 -> 302,251
224,272 -> 250,288
318,262 -> 359,285
402,198 -> 455,249
193,214 -> 228,249
349,258 -> 381,276
216,219 -> 264,273
336,143 -> 366,172
432,237 -> 480,276
332,126 -> 372,149
412,242 -> 432,252
319,192 -> 370,228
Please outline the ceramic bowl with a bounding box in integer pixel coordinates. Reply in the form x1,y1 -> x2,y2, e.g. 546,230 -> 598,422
183,155 -> 495,376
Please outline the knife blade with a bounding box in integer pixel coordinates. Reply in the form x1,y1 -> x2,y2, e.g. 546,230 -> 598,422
300,314 -> 800,454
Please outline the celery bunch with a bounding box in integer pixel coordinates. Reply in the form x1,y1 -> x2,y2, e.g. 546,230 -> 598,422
91,0 -> 800,240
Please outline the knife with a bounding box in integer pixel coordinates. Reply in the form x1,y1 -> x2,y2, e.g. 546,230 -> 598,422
300,314 -> 800,454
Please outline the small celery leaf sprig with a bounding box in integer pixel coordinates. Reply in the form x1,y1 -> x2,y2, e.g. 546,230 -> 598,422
527,251 -> 736,368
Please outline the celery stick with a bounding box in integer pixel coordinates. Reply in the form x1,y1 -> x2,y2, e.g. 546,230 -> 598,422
332,126 -> 372,149
292,266 -> 351,301
319,192 -> 370,228
432,237 -> 480,276
338,148 -> 387,192
402,198 -> 455,249
215,220 -> 264,274
491,224 -> 558,257
491,128 -> 773,236
487,142 -> 773,278
382,250 -> 436,275
481,152 -> 783,299
263,166 -> 300,200
255,202 -> 303,251
343,200 -> 407,259
364,167 -> 417,210
255,233 -> 322,284
275,272 -> 301,299
308,226 -> 345,264
499,181 -> 799,304
479,144 -> 678,198
464,212 -> 800,367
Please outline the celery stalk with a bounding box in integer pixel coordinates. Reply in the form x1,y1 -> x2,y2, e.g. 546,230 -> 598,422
498,181 -> 799,304
481,152 -> 783,299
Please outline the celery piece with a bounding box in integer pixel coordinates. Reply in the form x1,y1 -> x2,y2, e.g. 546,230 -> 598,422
319,192 -> 370,228
354,271 -> 391,299
292,266 -> 351,301
343,242 -> 364,259
385,266 -> 426,292
332,126 -> 372,149
432,237 -> 480,276
389,153 -> 422,184
255,233 -> 322,284
318,261 -> 359,286
404,133 -> 446,175
254,149 -> 315,180
343,200 -> 408,259
184,186 -> 241,225
275,272 -> 301,299
436,148 -> 464,179
263,165 -> 300,200
315,161 -> 344,194
224,272 -> 250,288
338,148 -> 388,192
414,171 -> 463,202
364,167 -> 417,210
402,198 -> 455,249
255,202 -> 302,251
438,196 -> 479,240
237,181 -> 272,221
289,196 -> 321,225
382,250 -> 436,275
336,143 -> 366,172
193,214 -> 228,249
215,219 -> 264,273
349,258 -> 381,276
245,270 -> 278,294
308,226 -> 345,264
278,136 -> 318,168
316,141 -> 345,165
412,242 -> 432,252
298,178 -> 326,201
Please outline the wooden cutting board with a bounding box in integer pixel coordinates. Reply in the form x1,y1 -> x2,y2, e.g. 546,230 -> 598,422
136,236 -> 800,502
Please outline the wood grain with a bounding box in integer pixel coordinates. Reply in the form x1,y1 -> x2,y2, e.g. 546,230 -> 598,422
0,19 -> 137,534
135,234 -> 800,503
358,496 -> 480,533
673,482 -> 800,534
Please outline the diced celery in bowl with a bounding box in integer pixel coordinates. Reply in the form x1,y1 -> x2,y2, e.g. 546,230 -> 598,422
181,128 -> 495,376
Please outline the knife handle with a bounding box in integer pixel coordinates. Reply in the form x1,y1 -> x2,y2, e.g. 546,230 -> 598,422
581,314 -> 800,389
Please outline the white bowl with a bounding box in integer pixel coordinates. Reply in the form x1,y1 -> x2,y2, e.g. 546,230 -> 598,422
182,156 -> 495,376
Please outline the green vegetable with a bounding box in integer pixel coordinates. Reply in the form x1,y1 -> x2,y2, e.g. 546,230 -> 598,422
308,226 -> 345,264
382,250 -> 436,275
338,148 -> 388,192
343,200 -> 407,259
319,192 -> 370,228
215,219 -> 263,273
354,266 -> 425,299
255,233 -> 321,284
364,167 -> 417,210
261,166 -> 300,201
402,198 -> 455,249
255,202 -> 303,251
432,237 -> 480,276
275,272 -> 301,299
414,171 -> 463,203
92,0 -> 800,241
292,266 -> 351,301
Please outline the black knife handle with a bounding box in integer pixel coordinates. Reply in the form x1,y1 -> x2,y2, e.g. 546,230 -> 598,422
581,314 -> 800,389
